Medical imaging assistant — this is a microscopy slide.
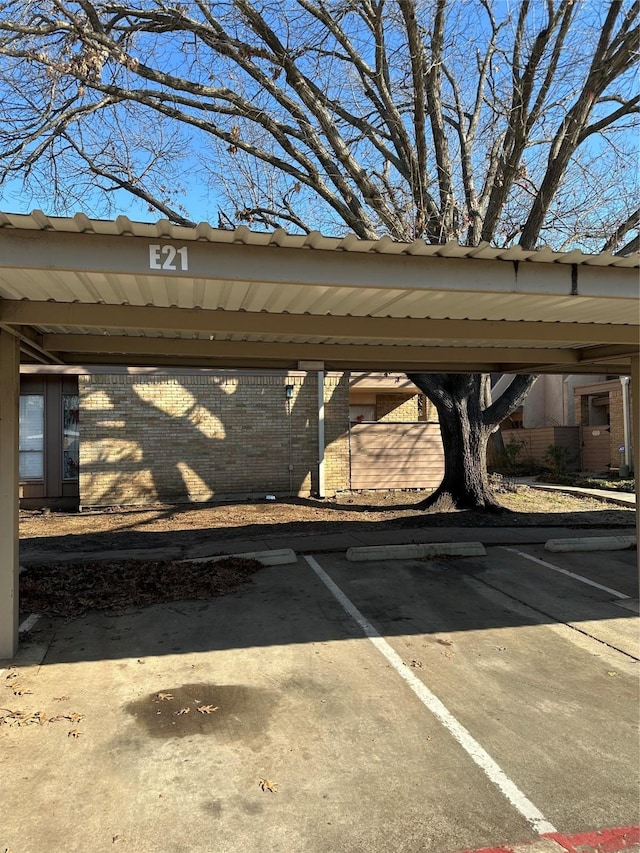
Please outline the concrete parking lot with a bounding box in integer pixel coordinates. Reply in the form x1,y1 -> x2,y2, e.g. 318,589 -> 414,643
1,545 -> 638,853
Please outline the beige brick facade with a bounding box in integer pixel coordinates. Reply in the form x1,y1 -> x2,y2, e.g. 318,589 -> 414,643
79,372 -> 350,506
375,394 -> 419,422
608,385 -> 633,467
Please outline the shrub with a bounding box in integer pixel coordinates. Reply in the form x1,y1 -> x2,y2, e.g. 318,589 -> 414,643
542,444 -> 577,477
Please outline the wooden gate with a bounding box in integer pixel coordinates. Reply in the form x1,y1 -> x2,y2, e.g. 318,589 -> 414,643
580,426 -> 611,472
349,422 -> 444,490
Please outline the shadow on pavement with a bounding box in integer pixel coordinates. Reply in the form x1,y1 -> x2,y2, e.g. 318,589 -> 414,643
17,551 -> 638,667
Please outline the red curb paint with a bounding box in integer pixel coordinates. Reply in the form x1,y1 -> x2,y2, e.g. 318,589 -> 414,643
543,826 -> 640,853
460,825 -> 640,853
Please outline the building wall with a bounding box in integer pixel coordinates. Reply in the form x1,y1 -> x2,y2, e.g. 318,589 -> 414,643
608,385 -> 630,467
522,374 -> 606,428
79,371 -> 350,506
350,390 -> 436,423
375,394 -> 420,422
573,378 -> 634,471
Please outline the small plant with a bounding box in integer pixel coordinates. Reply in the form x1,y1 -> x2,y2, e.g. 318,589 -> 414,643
542,444 -> 577,477
499,437 -> 526,475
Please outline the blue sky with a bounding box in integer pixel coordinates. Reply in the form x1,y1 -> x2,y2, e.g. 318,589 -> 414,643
0,0 -> 637,246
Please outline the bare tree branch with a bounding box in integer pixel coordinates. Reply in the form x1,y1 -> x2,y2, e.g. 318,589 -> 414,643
601,206 -> 640,253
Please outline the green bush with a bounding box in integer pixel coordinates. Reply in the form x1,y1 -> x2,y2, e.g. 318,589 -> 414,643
542,444 -> 577,477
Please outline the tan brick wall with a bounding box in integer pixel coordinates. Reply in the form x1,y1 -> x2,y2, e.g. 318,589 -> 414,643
576,395 -> 590,426
375,394 -> 419,422
608,386 -> 633,467
79,372 -> 350,506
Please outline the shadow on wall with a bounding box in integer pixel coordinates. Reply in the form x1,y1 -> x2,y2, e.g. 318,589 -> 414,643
78,372 -> 350,507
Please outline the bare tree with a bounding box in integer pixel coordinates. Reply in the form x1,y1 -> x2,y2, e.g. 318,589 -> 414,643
0,0 -> 637,509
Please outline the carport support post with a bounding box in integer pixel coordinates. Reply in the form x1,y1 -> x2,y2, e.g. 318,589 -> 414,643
317,369 -> 325,498
0,329 -> 20,659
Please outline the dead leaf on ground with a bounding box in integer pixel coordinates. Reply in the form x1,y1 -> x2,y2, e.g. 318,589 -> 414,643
173,707 -> 190,716
197,704 -> 219,714
9,685 -> 33,696
436,638 -> 453,646
156,692 -> 174,701
258,778 -> 278,793
607,671 -> 618,677
410,659 -> 423,668
0,709 -> 53,728
68,728 -> 82,738
64,712 -> 84,724
19,556 -> 263,618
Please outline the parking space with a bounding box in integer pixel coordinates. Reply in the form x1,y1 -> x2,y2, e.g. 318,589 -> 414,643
502,544 -> 639,602
1,546 -> 638,853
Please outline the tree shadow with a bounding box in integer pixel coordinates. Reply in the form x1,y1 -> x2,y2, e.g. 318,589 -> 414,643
78,371 -> 349,507
20,507 -> 635,563
16,547 -> 638,667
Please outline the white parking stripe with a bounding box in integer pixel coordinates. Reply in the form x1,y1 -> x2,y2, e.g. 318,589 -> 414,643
502,548 -> 630,599
304,554 -> 557,836
19,613 -> 41,633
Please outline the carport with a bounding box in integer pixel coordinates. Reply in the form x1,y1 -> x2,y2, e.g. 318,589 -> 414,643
1,210 -> 638,658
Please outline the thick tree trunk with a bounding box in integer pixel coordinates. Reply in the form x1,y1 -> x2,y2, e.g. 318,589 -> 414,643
407,372 -> 537,512
427,399 -> 499,510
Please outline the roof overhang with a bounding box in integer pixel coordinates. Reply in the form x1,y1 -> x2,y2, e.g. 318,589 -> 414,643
0,211 -> 638,375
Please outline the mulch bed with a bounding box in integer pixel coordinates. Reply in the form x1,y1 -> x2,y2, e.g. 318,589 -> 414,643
20,556 -> 264,619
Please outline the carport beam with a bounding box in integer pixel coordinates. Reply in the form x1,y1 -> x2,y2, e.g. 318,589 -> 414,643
0,329 -> 19,659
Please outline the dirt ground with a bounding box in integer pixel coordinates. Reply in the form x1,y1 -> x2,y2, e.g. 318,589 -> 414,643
19,486 -> 635,556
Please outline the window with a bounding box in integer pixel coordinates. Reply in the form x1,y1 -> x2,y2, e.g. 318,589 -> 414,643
62,394 -> 79,480
19,395 -> 44,480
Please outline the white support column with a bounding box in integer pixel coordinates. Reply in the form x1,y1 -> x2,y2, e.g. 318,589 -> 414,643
317,369 -> 325,498
0,330 -> 20,659
620,376 -> 631,474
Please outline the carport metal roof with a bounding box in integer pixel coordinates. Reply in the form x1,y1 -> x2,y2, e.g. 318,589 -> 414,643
0,210 -> 638,374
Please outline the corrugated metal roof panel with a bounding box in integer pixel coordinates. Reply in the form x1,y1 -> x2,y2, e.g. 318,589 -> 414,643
0,210 -> 637,268
1,270 -> 636,324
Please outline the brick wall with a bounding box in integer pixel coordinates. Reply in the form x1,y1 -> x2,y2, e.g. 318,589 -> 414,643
608,385 -> 633,467
374,393 -> 437,422
375,394 -> 419,421
79,372 -> 350,506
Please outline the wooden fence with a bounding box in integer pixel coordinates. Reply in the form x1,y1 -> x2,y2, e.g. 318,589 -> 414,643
500,426 -> 580,469
350,422 -> 444,490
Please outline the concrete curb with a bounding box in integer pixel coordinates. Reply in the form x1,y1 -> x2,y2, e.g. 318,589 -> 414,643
346,542 -> 486,562
545,535 -> 636,553
181,548 -> 297,566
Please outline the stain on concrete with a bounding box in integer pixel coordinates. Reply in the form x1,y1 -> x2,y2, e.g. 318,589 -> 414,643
238,798 -> 263,815
124,683 -> 278,740
201,799 -> 224,817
